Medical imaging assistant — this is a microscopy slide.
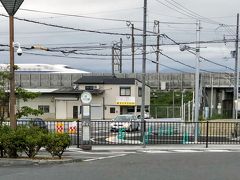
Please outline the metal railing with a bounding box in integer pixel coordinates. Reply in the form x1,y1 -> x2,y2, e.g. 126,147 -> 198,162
15,120 -> 240,147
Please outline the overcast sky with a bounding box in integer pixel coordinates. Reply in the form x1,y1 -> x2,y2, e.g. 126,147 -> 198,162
0,0 -> 239,73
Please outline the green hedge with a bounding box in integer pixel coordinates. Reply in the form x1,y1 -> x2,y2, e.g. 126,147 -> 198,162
0,125 -> 71,159
45,133 -> 71,159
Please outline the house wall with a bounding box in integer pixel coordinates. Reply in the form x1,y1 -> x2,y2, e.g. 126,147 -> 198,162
18,95 -> 55,120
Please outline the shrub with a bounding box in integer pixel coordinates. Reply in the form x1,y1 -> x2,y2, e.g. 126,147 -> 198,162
1,127 -> 25,158
16,126 -> 47,158
45,133 -> 71,159
0,125 -> 12,157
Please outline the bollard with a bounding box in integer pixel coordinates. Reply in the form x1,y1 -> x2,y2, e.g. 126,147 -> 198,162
144,127 -> 152,144
182,132 -> 189,144
118,128 -> 126,140
206,121 -> 209,148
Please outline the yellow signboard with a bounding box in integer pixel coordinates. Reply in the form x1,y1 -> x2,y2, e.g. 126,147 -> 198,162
116,102 -> 135,106
116,97 -> 135,106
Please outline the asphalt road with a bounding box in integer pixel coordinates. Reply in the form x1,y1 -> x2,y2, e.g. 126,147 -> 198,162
1,152 -> 240,180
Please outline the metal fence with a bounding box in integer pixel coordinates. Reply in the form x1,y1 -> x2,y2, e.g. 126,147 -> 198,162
150,106 -> 181,118
15,120 -> 240,147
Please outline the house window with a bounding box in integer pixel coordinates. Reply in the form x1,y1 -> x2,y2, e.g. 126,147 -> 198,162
38,105 -> 49,113
110,107 -> 115,113
138,87 -> 142,97
127,106 -> 135,113
137,106 -> 141,112
120,87 -> 131,96
79,106 -> 82,114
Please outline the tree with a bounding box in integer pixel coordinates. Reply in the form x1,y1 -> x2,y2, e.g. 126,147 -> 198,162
0,70 -> 10,125
0,65 -> 43,125
15,87 -> 43,119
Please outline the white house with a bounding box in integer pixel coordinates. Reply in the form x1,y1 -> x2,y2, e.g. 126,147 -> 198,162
19,76 -> 151,120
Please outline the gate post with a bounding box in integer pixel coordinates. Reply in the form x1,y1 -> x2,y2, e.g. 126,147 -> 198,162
206,121 -> 209,148
77,120 -> 80,148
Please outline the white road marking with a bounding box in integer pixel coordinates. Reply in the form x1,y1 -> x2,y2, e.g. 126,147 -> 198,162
173,149 -> 202,153
83,154 -> 127,162
141,149 -> 236,154
142,150 -> 171,153
69,151 -> 136,155
205,149 -> 231,152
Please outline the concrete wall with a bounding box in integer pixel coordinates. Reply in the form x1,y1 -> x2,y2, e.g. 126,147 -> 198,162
15,72 -> 234,90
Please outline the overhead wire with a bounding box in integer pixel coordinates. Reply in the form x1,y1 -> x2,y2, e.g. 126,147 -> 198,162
5,7 -> 198,25
18,8 -> 138,23
154,0 -> 235,36
162,34 -> 235,71
146,58 -> 186,72
154,0 -> 208,23
165,0 -> 221,25
0,14 -> 155,37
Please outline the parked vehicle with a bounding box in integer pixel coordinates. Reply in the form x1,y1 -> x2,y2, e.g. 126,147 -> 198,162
137,111 -> 150,119
110,114 -> 140,132
17,118 -> 48,130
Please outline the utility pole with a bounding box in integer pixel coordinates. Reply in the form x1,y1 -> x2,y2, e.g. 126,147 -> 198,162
172,90 -> 175,118
141,0 -> 147,147
0,0 -> 25,129
154,20 -> 160,73
194,20 -> 201,142
233,13 -> 239,119
131,24 -> 135,73
9,15 -> 16,129
210,74 -> 214,118
155,20 -> 161,89
120,38 -> 123,73
112,46 -> 115,76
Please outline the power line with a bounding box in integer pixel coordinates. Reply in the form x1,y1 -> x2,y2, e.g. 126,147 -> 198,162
188,50 -> 234,71
146,58 -> 185,72
23,52 -> 112,60
155,0 -> 224,25
154,0 -> 206,22
0,14 -> 156,37
160,63 -> 185,72
17,7 -> 198,25
160,52 -> 218,73
18,8 -> 137,23
162,34 -> 234,71
166,0 -> 221,25
160,52 -> 197,70
155,0 -> 235,36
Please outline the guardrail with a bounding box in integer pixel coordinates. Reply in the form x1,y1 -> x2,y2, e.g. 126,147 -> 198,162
14,120 -> 240,147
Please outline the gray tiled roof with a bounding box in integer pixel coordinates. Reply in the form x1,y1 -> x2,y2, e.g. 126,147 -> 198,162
74,76 -> 136,85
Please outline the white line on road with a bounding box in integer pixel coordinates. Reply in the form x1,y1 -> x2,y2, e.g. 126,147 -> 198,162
142,150 -> 171,153
205,149 -> 231,152
70,151 -> 136,155
83,154 -> 127,162
173,150 -> 202,153
141,149 -> 236,154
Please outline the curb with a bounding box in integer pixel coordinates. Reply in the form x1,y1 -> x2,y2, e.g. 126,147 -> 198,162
0,158 -> 83,167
